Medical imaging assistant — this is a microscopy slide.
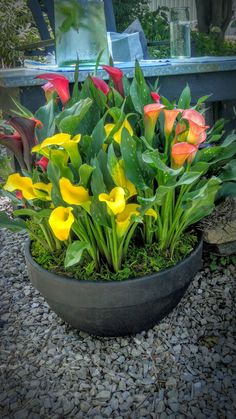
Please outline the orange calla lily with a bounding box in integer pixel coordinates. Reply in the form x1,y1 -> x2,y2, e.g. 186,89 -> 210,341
182,109 -> 209,145
144,103 -> 165,143
171,142 -> 198,168
163,109 -> 182,137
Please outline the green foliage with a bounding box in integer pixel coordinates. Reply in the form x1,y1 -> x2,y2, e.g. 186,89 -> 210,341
0,151 -> 13,182
113,0 -> 149,32
31,230 -> 198,281
208,253 -> 236,272
0,0 -> 40,68
192,31 -> 236,56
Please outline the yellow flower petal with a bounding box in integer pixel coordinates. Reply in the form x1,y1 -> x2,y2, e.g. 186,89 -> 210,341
104,120 -> 133,145
32,134 -> 69,153
59,177 -> 90,205
72,134 -> 81,143
49,206 -> 74,241
112,160 -> 136,198
99,187 -> 126,215
145,208 -> 157,219
34,182 -> 52,200
116,204 -> 139,237
4,173 -> 37,200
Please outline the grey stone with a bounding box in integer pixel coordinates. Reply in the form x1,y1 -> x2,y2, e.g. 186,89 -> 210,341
96,390 -> 111,401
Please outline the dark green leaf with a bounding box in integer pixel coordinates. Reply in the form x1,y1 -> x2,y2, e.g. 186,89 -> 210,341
64,240 -> 90,268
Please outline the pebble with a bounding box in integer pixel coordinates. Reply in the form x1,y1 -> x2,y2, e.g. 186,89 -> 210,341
0,196 -> 235,418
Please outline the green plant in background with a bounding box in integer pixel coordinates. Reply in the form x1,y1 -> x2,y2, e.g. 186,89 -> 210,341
0,0 -> 39,68
192,31 -> 236,57
113,0 -> 149,32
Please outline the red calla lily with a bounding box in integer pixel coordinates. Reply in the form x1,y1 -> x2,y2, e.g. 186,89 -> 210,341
172,142 -> 198,168
35,156 -> 49,172
36,73 -> 70,105
102,65 -> 124,97
90,76 -> 110,96
144,103 -> 165,143
151,92 -> 161,103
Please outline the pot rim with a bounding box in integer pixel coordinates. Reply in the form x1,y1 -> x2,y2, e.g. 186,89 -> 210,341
25,231 -> 203,286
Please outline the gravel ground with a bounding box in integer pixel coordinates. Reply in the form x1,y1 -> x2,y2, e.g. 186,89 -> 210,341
0,197 -> 235,419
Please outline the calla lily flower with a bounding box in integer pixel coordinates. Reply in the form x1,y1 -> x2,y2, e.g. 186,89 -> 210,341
33,182 -> 52,200
116,204 -> 140,237
110,159 -> 136,198
59,178 -> 90,206
30,117 -> 43,129
182,109 -> 209,145
49,206 -> 74,241
102,65 -> 124,97
4,173 -> 52,201
90,76 -> 110,96
99,187 -> 126,215
32,133 -> 81,166
35,156 -> 49,171
36,73 -> 70,105
42,81 -> 55,102
4,173 -> 37,200
104,120 -> 133,145
163,109 -> 182,137
171,142 -> 198,168
116,204 -> 157,238
151,92 -> 161,103
144,103 -> 165,143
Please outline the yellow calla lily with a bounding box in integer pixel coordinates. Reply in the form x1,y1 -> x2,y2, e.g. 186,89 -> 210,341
116,204 -> 139,237
104,119 -> 133,144
59,177 -> 90,206
34,182 -> 52,201
4,173 -> 37,200
99,187 -> 126,215
116,205 -> 157,238
32,133 -> 82,167
111,159 -> 136,198
49,206 -> 74,241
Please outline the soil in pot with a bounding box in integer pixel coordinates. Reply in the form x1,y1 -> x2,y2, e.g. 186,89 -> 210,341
30,229 -> 198,281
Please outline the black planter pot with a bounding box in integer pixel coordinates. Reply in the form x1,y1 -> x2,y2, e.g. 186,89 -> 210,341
25,236 -> 203,337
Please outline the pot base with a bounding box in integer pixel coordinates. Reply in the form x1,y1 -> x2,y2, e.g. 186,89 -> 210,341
25,236 -> 203,337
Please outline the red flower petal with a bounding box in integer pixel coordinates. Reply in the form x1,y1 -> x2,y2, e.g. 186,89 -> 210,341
36,73 -> 70,105
151,92 -> 161,103
35,156 -> 49,171
102,65 -> 124,96
91,76 -> 110,96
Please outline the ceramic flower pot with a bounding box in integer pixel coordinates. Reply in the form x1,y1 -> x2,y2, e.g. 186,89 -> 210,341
25,235 -> 203,337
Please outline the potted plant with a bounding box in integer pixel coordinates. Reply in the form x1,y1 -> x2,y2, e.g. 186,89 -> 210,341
0,62 -> 235,336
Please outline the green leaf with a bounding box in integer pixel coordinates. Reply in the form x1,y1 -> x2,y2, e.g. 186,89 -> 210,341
79,164 -> 94,188
0,211 -> 27,232
13,208 -> 51,219
89,117 -> 106,159
90,160 -> 106,195
47,161 -> 64,206
56,98 -> 93,135
64,240 -> 90,268
90,197 -> 111,228
142,150 -> 182,177
120,131 -> 148,189
35,98 -> 57,143
177,84 -> 191,109
218,160 -> 236,181
217,182 -> 236,200
181,177 -> 221,227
